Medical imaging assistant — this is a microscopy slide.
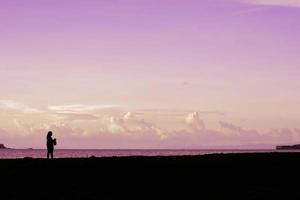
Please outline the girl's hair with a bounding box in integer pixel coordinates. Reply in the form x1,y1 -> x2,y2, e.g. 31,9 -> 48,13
47,131 -> 53,137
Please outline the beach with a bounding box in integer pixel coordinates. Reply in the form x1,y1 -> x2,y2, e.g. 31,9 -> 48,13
1,153 -> 300,199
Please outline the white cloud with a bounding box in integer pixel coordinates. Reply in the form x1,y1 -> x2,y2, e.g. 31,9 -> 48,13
0,100 -> 42,114
123,111 -> 133,121
244,0 -> 300,7
54,113 -> 99,121
47,123 -> 87,138
48,104 -> 120,114
104,112 -> 167,139
11,119 -> 87,138
185,112 -> 205,131
1,100 -> 300,148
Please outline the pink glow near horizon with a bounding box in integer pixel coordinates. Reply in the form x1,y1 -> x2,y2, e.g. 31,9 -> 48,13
0,0 -> 300,148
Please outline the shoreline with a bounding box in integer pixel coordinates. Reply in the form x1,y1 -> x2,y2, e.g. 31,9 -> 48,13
0,150 -> 292,159
0,149 -> 287,160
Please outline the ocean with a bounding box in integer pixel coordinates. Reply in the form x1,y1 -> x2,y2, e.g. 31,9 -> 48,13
0,149 -> 282,159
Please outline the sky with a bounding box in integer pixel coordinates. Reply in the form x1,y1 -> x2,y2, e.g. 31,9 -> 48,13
0,0 -> 300,149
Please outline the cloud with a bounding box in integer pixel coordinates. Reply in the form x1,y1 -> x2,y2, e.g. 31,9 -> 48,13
137,109 -> 224,116
166,125 -> 297,148
185,112 -> 205,131
123,111 -> 133,121
244,0 -> 300,8
47,123 -> 87,138
104,112 -> 167,140
266,128 -> 294,142
54,113 -> 99,121
1,100 -> 300,148
2,114 -> 300,149
219,121 -> 244,132
0,100 -> 42,114
11,119 -> 87,138
48,104 -> 120,114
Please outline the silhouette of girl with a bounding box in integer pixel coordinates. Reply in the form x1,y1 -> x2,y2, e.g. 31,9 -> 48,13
47,131 -> 56,159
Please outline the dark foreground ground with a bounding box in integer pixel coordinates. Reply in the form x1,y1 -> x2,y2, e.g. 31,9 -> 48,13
1,153 -> 300,199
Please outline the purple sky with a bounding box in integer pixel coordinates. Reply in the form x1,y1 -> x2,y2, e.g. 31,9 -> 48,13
0,0 -> 300,148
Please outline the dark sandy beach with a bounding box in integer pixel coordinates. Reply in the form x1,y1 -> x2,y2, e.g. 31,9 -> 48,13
1,153 -> 300,199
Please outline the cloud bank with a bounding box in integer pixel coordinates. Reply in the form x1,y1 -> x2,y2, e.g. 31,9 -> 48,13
1,100 -> 300,149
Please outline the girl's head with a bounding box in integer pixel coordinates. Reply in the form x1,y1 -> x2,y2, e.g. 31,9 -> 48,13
47,131 -> 53,137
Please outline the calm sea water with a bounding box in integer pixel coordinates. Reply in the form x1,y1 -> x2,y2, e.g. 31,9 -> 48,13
0,149 -> 283,159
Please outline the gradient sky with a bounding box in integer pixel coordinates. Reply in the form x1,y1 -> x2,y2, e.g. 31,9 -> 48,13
0,0 -> 300,149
